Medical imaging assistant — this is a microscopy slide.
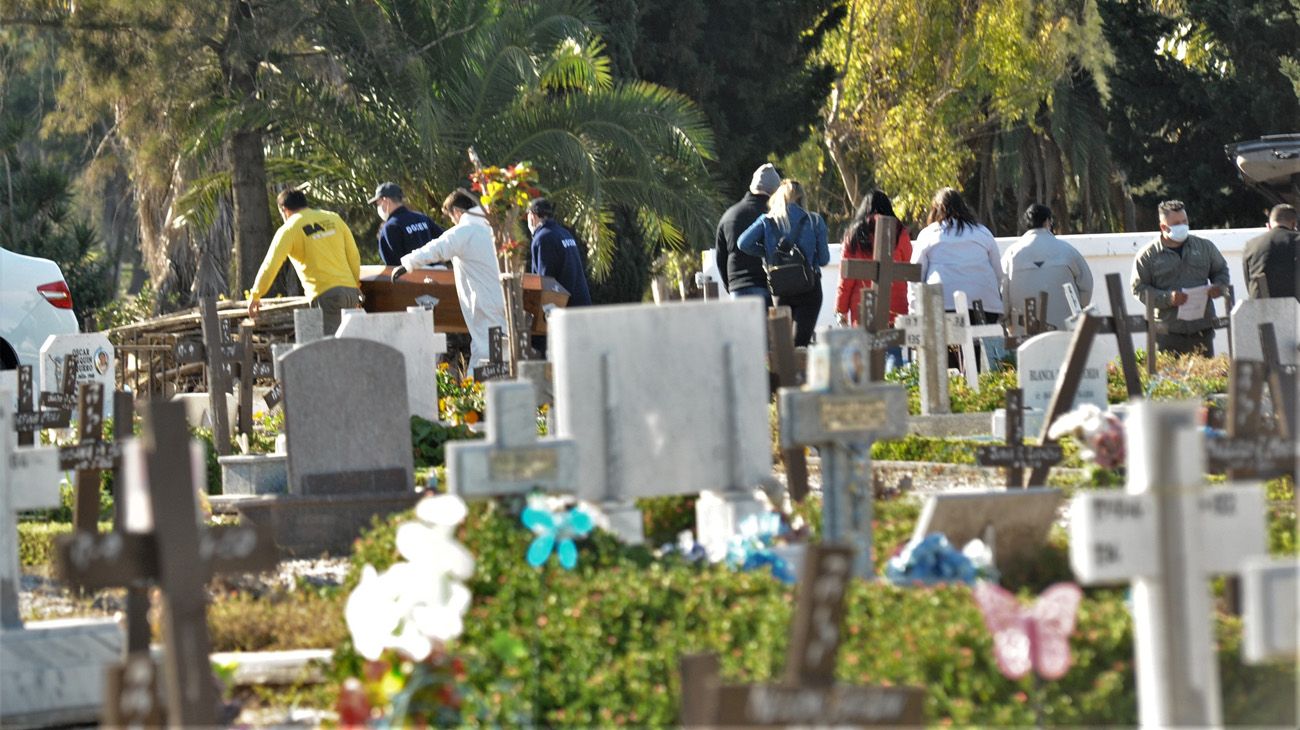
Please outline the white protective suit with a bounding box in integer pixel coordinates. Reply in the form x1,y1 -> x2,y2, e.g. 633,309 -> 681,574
400,207 -> 507,366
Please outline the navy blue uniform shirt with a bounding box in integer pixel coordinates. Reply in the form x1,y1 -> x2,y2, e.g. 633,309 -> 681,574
378,206 -> 444,266
530,219 -> 592,306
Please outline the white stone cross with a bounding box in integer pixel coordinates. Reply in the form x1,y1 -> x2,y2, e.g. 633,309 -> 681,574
445,381 -> 576,498
896,287 -> 1002,395
778,328 -> 909,578
896,283 -> 951,414
0,392 -> 63,628
1069,400 -> 1269,727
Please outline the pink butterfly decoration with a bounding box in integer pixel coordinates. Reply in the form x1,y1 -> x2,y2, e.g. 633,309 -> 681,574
972,581 -> 1083,681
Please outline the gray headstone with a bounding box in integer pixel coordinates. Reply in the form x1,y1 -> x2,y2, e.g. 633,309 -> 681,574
1231,298 -> 1299,366
1016,331 -> 1109,412
39,333 -> 115,419
0,392 -> 63,628
446,381 -> 576,499
911,488 -> 1062,569
281,338 -> 414,495
293,307 -> 325,344
336,308 -> 447,420
1240,557 -> 1298,664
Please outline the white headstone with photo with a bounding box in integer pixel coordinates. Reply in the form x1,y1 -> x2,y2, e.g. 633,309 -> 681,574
39,333 -> 115,418
336,307 -> 447,420
1231,298 -> 1299,366
551,299 -> 771,545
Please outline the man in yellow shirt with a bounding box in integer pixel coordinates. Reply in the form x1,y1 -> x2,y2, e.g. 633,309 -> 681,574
248,188 -> 361,333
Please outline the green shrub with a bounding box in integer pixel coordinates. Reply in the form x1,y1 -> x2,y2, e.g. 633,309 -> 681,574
411,416 -> 482,469
17,520 -> 113,568
209,589 -> 348,652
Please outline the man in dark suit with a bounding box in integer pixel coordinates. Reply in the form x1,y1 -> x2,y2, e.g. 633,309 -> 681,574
1242,204 -> 1298,300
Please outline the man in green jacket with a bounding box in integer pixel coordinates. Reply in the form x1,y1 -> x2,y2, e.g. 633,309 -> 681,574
1130,199 -> 1230,356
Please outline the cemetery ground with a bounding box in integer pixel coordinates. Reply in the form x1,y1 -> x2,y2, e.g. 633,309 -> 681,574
10,349 -> 1297,727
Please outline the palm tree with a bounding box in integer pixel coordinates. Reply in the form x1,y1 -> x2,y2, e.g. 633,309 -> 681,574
267,0 -> 720,277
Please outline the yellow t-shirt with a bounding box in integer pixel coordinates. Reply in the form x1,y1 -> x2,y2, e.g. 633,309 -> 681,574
250,208 -> 361,301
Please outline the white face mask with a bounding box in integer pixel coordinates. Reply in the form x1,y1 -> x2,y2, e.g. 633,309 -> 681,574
1165,223 -> 1190,242
376,204 -> 389,221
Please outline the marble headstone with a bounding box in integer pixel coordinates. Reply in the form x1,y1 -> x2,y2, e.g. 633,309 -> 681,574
551,300 -> 771,541
39,333 -> 115,418
336,308 -> 447,420
1016,331 -> 1109,412
280,338 -> 414,495
1231,298 -> 1298,366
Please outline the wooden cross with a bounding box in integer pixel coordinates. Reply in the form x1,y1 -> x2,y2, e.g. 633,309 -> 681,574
778,329 -> 909,578
501,273 -> 539,376
57,383 -> 124,533
680,544 -> 924,727
1206,359 -> 1297,481
1004,293 -> 1050,349
976,389 -> 1064,488
445,381 -> 577,498
13,361 -> 74,446
0,396 -> 62,628
54,401 -> 278,726
472,326 -> 511,381
39,353 -> 82,413
768,307 -> 810,502
839,217 -> 921,376
1143,286 -> 1234,375
174,299 -> 276,447
856,290 -> 906,381
1066,274 -> 1144,399
1069,400 -> 1268,727
1025,313 -> 1102,486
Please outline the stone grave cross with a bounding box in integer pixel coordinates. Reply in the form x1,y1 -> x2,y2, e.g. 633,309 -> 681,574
778,328 -> 909,578
768,307 -> 811,502
13,361 -> 74,447
976,388 -> 1064,488
54,401 -> 278,727
445,381 -> 577,498
56,383 -> 124,533
1069,400 -> 1269,727
953,291 -> 1008,380
472,326 -> 511,381
898,283 -> 951,414
680,544 -> 925,727
1205,359 -> 1297,481
0,396 -> 63,628
1003,293 -> 1050,350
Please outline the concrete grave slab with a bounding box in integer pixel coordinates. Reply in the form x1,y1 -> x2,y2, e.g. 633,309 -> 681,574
911,488 -> 1063,569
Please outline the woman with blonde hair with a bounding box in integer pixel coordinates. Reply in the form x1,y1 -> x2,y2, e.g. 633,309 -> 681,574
737,179 -> 830,346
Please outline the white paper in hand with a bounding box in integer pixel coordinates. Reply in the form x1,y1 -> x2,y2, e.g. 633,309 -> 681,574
1176,285 -> 1210,321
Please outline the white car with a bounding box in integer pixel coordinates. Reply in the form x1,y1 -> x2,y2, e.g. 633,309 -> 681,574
0,246 -> 80,369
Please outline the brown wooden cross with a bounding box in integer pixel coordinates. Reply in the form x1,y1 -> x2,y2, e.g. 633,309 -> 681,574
857,290 -> 906,381
1076,273 -> 1145,399
1143,285 -> 1234,376
56,383 -> 124,533
1206,359 -> 1297,481
501,273 -> 540,376
54,401 -> 278,727
839,217 -> 922,376
680,544 -> 924,727
767,307 -> 810,502
13,360 -> 75,446
976,389 -> 1064,488
39,353 -> 82,413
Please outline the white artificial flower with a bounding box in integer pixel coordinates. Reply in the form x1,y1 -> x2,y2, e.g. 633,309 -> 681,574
345,565 -> 408,661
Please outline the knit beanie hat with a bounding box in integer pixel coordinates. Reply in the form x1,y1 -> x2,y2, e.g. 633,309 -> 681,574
749,163 -> 781,196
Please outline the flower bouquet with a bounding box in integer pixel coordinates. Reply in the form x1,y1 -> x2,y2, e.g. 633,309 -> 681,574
467,154 -> 545,275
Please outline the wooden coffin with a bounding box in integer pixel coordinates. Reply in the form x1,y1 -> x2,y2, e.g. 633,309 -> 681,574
358,265 -> 570,335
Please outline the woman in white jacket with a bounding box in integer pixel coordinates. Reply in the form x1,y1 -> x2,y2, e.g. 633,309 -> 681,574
908,187 -> 1005,321
399,189 -> 508,366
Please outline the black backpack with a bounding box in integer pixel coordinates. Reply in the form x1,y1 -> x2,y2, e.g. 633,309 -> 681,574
766,214 -> 816,298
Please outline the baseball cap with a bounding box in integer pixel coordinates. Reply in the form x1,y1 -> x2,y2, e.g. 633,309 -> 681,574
368,182 -> 402,204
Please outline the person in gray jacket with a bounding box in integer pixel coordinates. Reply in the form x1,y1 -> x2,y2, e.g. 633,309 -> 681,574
1001,204 -> 1093,330
1130,199 -> 1230,356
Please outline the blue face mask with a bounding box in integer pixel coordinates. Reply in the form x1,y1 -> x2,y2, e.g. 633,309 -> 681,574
1166,224 -> 1190,242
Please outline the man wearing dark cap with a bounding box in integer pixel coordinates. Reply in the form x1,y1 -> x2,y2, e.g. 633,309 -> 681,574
526,198 -> 592,307
715,163 -> 780,305
370,182 -> 444,266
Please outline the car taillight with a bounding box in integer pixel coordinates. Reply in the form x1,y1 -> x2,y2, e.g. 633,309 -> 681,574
37,281 -> 74,309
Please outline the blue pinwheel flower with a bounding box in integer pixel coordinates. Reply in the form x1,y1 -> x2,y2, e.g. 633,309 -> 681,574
725,513 -> 795,585
885,533 -> 979,586
522,505 -> 594,570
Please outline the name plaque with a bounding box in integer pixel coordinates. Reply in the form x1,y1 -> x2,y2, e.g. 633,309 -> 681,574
489,448 -> 560,482
819,397 -> 887,433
